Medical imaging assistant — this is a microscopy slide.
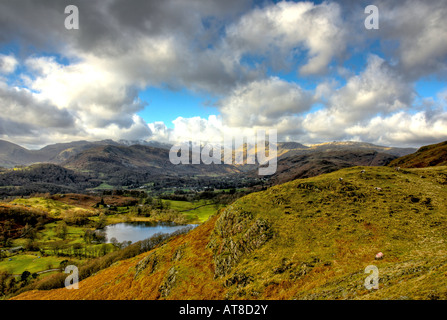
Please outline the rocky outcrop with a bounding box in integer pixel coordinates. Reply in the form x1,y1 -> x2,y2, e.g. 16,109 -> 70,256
134,252 -> 158,279
159,266 -> 178,298
171,244 -> 187,262
208,205 -> 273,278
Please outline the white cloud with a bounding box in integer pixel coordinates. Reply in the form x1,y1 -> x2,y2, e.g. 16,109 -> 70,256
379,0 -> 447,78
149,115 -> 276,145
346,111 -> 447,147
23,55 -> 150,138
218,77 -> 313,127
225,1 -> 347,75
303,54 -> 414,138
328,55 -> 414,122
0,54 -> 18,74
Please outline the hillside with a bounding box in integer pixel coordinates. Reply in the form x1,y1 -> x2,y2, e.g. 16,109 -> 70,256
0,140 -> 44,167
62,144 -> 242,187
388,140 -> 447,168
304,141 -> 416,157
13,165 -> 447,300
265,150 -> 398,185
0,139 -> 122,168
0,139 -> 171,168
0,163 -> 101,196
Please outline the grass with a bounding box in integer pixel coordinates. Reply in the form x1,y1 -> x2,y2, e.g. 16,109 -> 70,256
91,183 -> 115,190
214,165 -> 447,299
38,222 -> 86,244
0,254 -> 66,275
11,197 -> 94,217
164,199 -> 221,223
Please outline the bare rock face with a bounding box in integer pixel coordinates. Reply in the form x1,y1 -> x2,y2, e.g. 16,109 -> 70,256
159,266 -> 178,298
171,244 -> 187,262
134,252 -> 158,279
207,205 -> 273,279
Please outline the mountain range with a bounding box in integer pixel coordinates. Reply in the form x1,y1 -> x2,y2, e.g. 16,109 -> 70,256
0,139 -> 418,196
0,139 -> 416,170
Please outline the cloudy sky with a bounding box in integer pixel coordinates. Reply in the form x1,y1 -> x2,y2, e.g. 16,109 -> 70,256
0,0 -> 446,149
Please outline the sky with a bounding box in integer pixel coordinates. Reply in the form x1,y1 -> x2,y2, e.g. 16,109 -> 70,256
0,0 -> 446,149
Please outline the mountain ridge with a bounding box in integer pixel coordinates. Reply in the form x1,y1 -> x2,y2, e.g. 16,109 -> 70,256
0,139 -> 417,169
388,140 -> 447,168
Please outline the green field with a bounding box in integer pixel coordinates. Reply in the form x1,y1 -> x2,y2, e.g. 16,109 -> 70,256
38,222 -> 86,244
164,199 -> 221,223
11,197 -> 94,217
91,182 -> 115,190
0,254 -> 66,275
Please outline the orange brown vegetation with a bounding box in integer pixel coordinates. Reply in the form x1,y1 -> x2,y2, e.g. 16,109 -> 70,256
389,140 -> 447,168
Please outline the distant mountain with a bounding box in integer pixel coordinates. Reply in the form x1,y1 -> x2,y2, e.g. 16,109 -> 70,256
0,139 -> 120,168
118,139 -> 172,150
0,139 -> 419,193
296,141 -> 416,158
0,163 -> 100,196
0,139 -> 171,168
277,141 -> 308,150
62,144 -> 242,187
0,140 -> 46,167
388,140 -> 447,168
244,141 -> 415,185
258,149 -> 399,185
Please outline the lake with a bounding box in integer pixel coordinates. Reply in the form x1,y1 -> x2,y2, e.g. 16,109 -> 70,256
99,221 -> 197,244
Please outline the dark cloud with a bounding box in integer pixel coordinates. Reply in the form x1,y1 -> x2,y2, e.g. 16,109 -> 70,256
0,82 -> 75,129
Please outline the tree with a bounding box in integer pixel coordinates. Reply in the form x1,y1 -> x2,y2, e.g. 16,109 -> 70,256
0,271 -> 11,296
56,221 -> 68,240
110,237 -> 119,248
83,229 -> 94,244
100,243 -> 108,256
59,260 -> 69,269
95,213 -> 107,229
22,223 -> 36,240
0,271 -> 15,297
20,270 -> 31,283
25,239 -> 39,251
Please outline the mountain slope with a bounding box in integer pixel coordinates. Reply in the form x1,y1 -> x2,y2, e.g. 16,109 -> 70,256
14,165 -> 447,300
304,141 -> 416,157
0,140 -> 44,167
0,139 -> 121,168
0,163 -> 100,196
0,139 -> 170,168
63,144 -> 242,187
266,150 -> 398,185
388,140 -> 447,168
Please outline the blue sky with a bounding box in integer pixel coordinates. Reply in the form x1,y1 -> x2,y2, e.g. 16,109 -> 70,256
138,88 -> 219,128
0,0 -> 446,148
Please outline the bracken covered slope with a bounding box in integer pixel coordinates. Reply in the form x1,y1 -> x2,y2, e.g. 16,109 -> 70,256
388,141 -> 447,168
13,166 -> 447,300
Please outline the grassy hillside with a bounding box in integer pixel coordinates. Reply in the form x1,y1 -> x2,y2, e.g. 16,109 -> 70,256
13,165 -> 447,300
389,141 -> 447,168
267,150 -> 398,185
0,163 -> 101,196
